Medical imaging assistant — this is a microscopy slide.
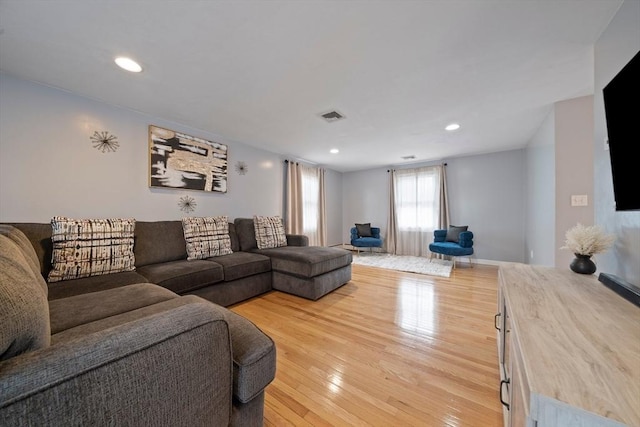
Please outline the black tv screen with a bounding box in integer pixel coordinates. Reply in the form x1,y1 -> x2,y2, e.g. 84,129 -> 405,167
602,49 -> 640,211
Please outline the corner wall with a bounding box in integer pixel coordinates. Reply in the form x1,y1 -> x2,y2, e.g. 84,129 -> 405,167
555,95 -> 594,268
593,0 -> 640,285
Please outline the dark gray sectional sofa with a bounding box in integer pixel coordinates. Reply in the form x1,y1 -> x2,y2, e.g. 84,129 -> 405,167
1,217 -> 352,426
8,218 -> 352,305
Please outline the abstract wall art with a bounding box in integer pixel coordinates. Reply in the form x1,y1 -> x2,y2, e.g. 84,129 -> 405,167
149,125 -> 228,193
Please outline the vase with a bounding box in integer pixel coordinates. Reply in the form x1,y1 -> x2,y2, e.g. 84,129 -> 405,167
569,254 -> 596,274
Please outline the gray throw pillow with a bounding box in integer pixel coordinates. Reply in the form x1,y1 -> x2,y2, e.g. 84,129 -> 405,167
355,223 -> 372,237
446,225 -> 468,242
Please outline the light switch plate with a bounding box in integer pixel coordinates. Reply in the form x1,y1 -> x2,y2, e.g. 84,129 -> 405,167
571,195 -> 588,206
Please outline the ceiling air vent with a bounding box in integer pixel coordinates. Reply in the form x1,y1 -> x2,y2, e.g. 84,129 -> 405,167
319,110 -> 345,122
401,155 -> 416,160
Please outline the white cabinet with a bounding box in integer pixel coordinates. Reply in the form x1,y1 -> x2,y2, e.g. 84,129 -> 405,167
497,264 -> 639,427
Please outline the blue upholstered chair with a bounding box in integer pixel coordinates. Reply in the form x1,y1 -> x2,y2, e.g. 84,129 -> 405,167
429,226 -> 474,268
350,225 -> 383,253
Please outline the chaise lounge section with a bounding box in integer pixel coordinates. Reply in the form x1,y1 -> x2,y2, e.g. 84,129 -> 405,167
234,218 -> 353,300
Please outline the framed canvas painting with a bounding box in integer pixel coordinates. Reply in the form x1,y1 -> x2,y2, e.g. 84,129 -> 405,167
149,125 -> 228,193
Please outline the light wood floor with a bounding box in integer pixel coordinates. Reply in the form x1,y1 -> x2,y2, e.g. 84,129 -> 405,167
231,263 -> 503,427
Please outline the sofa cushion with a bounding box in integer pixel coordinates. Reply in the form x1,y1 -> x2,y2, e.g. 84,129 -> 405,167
0,232 -> 51,361
0,225 -> 47,295
209,252 -> 271,282
182,216 -> 233,260
256,246 -> 352,278
253,215 -> 287,249
49,283 -> 178,334
446,225 -> 468,242
134,221 -> 187,267
48,217 -> 136,283
234,218 -> 258,251
228,222 -> 240,253
136,260 -> 224,294
7,222 -> 55,277
428,241 -> 474,256
47,271 -> 151,301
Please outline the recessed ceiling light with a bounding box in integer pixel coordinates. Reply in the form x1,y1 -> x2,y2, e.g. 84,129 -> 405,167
445,123 -> 460,131
115,57 -> 142,73
330,148 -> 339,154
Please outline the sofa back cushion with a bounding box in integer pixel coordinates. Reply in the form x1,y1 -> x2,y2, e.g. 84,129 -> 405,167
48,217 -> 136,283
6,222 -> 54,278
134,221 -> 187,267
0,225 -> 48,295
234,218 -> 258,251
0,230 -> 51,361
228,222 -> 240,253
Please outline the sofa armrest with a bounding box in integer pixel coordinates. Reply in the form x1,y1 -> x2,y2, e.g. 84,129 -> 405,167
459,231 -> 474,248
371,227 -> 381,239
0,302 -> 233,426
286,234 -> 309,247
433,229 -> 447,242
350,227 -> 358,241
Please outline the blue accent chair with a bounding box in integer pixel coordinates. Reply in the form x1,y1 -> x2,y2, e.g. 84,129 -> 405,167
429,229 -> 474,268
350,227 -> 383,253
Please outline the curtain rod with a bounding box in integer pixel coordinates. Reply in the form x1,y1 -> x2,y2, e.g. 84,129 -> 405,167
387,163 -> 447,172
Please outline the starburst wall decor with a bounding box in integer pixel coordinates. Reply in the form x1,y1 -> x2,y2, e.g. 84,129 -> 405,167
178,195 -> 197,213
235,161 -> 248,175
90,131 -> 119,153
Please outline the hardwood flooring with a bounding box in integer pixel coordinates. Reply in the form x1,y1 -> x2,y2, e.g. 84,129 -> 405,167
230,263 -> 503,427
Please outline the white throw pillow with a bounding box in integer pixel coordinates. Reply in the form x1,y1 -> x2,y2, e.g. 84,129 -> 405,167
48,217 -> 136,282
182,216 -> 233,260
253,215 -> 287,249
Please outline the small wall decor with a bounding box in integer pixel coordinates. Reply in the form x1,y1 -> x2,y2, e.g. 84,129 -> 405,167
235,161 -> 248,175
90,131 -> 119,153
149,125 -> 228,193
178,195 -> 197,213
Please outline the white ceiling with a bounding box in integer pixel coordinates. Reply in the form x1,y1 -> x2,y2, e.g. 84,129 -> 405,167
0,0 -> 622,172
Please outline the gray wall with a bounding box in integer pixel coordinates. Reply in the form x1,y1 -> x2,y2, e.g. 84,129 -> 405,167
342,166 -> 389,246
525,95 -> 596,268
525,109 -> 555,266
0,73 -> 344,243
593,0 -> 640,286
342,150 -> 526,263
324,168 -> 344,246
446,150 -> 525,263
554,95 -> 594,269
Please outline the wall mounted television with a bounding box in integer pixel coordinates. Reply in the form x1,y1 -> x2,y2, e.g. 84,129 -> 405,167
602,49 -> 640,211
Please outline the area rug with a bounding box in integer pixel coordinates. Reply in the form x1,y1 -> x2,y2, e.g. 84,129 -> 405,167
351,253 -> 453,278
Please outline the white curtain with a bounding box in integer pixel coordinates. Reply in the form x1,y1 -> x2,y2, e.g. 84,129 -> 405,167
387,165 -> 444,256
285,161 -> 326,247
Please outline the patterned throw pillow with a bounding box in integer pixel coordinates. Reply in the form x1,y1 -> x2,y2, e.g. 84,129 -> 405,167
48,217 -> 136,283
182,216 -> 233,260
253,215 -> 287,249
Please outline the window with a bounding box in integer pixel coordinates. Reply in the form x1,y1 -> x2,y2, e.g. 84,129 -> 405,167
394,167 -> 440,231
301,166 -> 320,236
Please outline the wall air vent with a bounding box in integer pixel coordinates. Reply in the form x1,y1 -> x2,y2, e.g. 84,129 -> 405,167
319,110 -> 345,122
401,155 -> 416,160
